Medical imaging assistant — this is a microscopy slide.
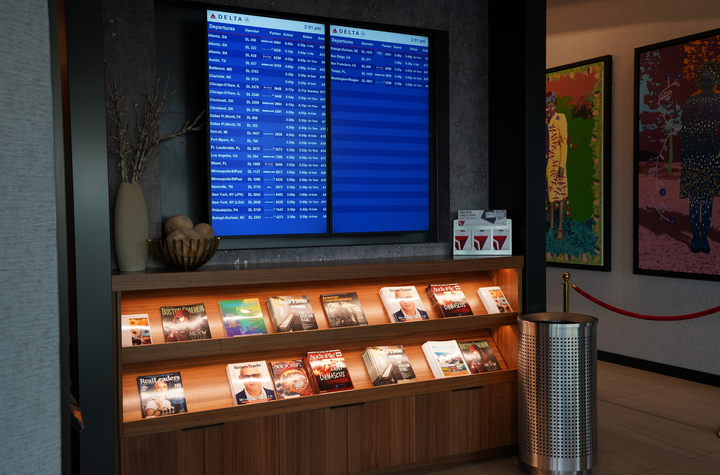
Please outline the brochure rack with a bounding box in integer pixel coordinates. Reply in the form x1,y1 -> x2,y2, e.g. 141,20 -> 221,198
113,256 -> 522,475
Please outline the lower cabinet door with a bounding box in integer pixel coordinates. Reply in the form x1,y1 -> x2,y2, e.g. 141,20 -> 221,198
120,428 -> 204,475
359,383 -> 517,473
202,405 -> 361,475
121,383 -> 516,475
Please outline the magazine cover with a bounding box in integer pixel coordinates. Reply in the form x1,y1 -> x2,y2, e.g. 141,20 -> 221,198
361,345 -> 417,386
266,295 -> 319,332
218,298 -> 267,337
159,302 -> 211,342
425,283 -> 473,317
320,292 -> 368,327
136,372 -> 188,418
121,314 -> 153,347
476,287 -> 513,314
226,361 -> 277,405
269,360 -> 315,399
421,340 -> 470,378
303,349 -> 354,393
379,286 -> 429,322
457,339 -> 501,373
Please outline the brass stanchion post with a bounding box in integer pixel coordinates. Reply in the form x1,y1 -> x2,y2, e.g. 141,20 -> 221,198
562,272 -> 571,313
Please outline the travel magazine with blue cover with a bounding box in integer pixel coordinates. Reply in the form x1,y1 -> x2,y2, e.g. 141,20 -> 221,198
218,298 -> 268,337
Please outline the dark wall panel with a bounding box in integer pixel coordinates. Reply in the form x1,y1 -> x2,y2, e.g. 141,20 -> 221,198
102,0 -> 488,266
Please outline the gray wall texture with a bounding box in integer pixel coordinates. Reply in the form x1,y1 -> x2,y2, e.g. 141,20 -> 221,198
102,0 -> 489,267
0,0 -> 62,473
547,0 -> 720,376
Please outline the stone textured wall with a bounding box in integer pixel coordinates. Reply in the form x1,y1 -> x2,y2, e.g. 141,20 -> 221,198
0,0 -> 61,472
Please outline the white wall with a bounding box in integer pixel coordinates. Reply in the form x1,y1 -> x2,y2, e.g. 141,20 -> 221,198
547,0 -> 720,375
0,0 -> 62,473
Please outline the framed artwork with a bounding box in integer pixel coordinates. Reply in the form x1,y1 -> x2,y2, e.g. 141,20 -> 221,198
635,28 -> 720,280
546,56 -> 612,270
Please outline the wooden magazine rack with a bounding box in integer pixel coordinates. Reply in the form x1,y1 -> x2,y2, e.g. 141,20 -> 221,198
113,256 -> 522,474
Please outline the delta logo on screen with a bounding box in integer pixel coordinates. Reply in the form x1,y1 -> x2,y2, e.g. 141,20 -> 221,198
333,28 -> 363,36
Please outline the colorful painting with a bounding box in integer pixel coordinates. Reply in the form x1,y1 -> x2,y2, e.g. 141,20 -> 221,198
635,29 -> 720,280
546,56 -> 611,270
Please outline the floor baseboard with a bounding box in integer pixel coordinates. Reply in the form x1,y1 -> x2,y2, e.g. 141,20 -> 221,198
598,350 -> 720,387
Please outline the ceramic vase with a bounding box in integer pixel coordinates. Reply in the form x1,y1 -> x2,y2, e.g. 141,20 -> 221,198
114,182 -> 149,272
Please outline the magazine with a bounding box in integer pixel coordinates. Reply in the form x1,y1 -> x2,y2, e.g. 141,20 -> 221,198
457,339 -> 501,373
421,340 -> 470,378
218,298 -> 267,337
425,283 -> 473,317
226,361 -> 276,405
136,372 -> 188,418
269,360 -> 315,399
266,295 -> 319,332
319,292 -> 368,327
121,314 -> 153,347
159,302 -> 211,342
379,286 -> 430,322
476,287 -> 513,314
361,345 -> 417,386
303,349 -> 354,393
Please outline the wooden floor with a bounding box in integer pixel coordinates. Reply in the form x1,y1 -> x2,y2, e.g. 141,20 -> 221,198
421,361 -> 720,475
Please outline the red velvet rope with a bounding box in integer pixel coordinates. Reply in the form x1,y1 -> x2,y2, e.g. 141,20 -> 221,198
571,285 -> 720,321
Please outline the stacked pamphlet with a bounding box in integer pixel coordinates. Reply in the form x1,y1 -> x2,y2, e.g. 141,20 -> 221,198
379,286 -> 430,322
266,295 -> 319,332
477,287 -> 513,314
421,340 -> 470,378
361,345 -> 417,386
121,314 -> 153,347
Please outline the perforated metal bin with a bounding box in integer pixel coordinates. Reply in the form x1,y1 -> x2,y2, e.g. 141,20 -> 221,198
517,313 -> 599,475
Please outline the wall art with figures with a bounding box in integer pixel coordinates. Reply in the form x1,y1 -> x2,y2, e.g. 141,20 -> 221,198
546,56 -> 612,270
635,28 -> 720,280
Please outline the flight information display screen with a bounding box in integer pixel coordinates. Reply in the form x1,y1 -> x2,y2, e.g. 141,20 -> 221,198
329,26 -> 429,233
206,10 -> 430,238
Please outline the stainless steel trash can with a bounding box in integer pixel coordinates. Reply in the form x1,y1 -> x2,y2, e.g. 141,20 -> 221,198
517,313 -> 598,475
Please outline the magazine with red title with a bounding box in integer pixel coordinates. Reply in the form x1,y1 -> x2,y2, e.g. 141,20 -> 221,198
302,349 -> 354,393
425,283 -> 473,317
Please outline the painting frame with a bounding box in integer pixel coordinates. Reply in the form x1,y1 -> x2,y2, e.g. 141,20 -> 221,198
634,28 -> 720,281
545,56 -> 612,271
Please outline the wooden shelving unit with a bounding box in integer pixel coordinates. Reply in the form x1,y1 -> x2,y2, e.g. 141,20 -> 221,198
113,256 -> 522,475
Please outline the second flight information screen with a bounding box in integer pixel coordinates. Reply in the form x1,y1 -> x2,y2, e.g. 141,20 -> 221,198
329,26 -> 429,234
207,10 -> 430,238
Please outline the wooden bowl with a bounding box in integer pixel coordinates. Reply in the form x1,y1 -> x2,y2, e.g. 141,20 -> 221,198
148,237 -> 220,271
